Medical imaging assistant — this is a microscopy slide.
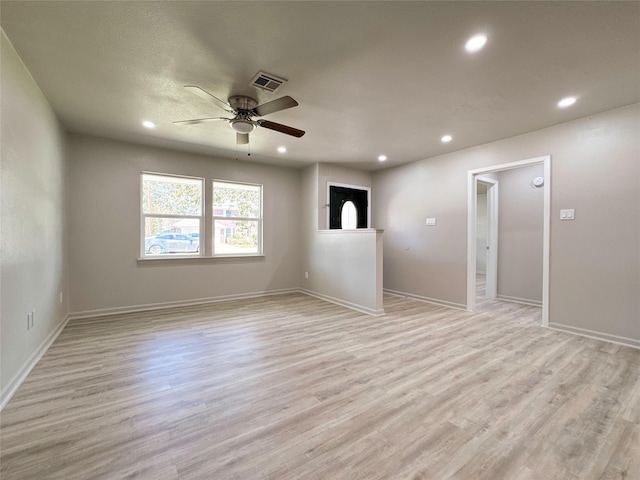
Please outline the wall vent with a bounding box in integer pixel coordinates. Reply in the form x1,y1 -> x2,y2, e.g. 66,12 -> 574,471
250,71 -> 287,93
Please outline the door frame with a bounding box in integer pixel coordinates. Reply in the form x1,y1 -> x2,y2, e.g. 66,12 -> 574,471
466,155 -> 551,327
326,182 -> 371,229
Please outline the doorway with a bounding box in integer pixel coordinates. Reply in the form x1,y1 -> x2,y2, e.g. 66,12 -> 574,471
327,183 -> 370,229
476,176 -> 498,304
467,156 -> 550,327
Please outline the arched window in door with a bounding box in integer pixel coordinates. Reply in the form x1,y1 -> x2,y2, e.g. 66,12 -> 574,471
341,201 -> 358,229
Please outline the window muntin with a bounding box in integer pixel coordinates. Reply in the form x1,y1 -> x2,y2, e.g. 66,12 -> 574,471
141,173 -> 203,257
212,181 -> 262,255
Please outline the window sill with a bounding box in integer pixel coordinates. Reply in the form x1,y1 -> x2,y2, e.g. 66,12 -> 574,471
137,254 -> 265,266
318,228 -> 384,234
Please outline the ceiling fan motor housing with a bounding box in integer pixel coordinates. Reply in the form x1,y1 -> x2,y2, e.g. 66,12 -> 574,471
228,95 -> 258,133
228,95 -> 258,111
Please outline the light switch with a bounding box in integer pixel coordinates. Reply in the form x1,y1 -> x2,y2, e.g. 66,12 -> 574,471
560,209 -> 575,220
425,218 -> 437,226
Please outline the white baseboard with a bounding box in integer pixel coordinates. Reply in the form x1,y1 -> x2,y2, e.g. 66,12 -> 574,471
300,289 -> 385,317
67,288 -> 300,320
1,313 -> 70,411
496,294 -> 542,307
383,289 -> 467,310
548,323 -> 640,350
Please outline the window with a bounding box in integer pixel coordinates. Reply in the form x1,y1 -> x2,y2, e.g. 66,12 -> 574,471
213,181 -> 262,255
328,184 -> 369,229
141,173 -> 203,256
140,174 -> 262,258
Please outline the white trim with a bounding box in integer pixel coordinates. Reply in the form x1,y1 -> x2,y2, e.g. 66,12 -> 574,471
496,294 -> 543,307
548,323 -> 640,350
1,314 -> 71,411
68,288 -> 299,320
383,289 -> 467,310
467,155 -> 551,328
300,289 -> 385,316
317,228 -> 382,235
326,181 -> 371,229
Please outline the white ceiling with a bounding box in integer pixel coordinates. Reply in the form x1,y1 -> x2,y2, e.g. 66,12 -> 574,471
2,1 -> 639,170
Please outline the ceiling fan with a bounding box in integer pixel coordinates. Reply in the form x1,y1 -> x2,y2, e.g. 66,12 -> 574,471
174,85 -> 305,145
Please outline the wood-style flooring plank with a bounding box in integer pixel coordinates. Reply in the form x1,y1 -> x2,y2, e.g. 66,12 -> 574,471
1,293 -> 639,479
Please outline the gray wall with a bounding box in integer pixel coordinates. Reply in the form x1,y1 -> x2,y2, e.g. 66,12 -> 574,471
496,164 -> 544,304
1,32 -> 69,405
373,103 -> 640,344
67,134 -> 302,314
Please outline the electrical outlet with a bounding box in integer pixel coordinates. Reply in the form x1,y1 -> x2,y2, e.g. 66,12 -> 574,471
27,312 -> 31,330
304,272 -> 309,279
59,292 -> 63,304
31,310 -> 35,328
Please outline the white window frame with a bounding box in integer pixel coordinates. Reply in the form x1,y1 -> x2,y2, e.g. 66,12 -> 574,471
140,172 -> 204,258
212,180 -> 263,256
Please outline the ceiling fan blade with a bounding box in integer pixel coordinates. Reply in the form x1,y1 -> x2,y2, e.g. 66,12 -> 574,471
236,133 -> 249,145
173,117 -> 229,125
184,85 -> 232,111
252,96 -> 298,117
258,120 -> 305,138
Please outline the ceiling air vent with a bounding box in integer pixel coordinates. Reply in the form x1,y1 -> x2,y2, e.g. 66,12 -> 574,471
250,71 -> 287,93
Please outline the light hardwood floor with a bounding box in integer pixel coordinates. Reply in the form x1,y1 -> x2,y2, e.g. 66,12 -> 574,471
1,293 -> 639,479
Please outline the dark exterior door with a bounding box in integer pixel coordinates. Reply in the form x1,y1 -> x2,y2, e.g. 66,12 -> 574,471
329,186 -> 368,229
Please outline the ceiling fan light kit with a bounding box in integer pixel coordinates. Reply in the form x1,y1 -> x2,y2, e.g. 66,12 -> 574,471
230,119 -> 256,134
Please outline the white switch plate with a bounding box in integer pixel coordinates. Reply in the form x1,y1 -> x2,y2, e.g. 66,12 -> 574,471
560,209 -> 575,220
425,218 -> 437,226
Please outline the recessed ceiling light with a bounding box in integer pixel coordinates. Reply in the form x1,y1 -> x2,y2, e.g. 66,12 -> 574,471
465,34 -> 487,53
142,120 -> 156,129
277,146 -> 287,153
558,96 -> 577,108
441,135 -> 453,143
378,155 -> 387,162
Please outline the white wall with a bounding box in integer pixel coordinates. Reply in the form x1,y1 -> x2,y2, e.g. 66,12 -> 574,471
1,32 -> 69,406
301,163 -> 383,315
374,104 -> 640,345
67,134 -> 301,314
496,164 -> 544,304
307,230 -> 384,315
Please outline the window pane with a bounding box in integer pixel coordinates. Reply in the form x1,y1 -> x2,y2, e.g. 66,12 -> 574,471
213,181 -> 260,218
143,174 -> 202,215
214,219 -> 259,254
144,217 -> 200,255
